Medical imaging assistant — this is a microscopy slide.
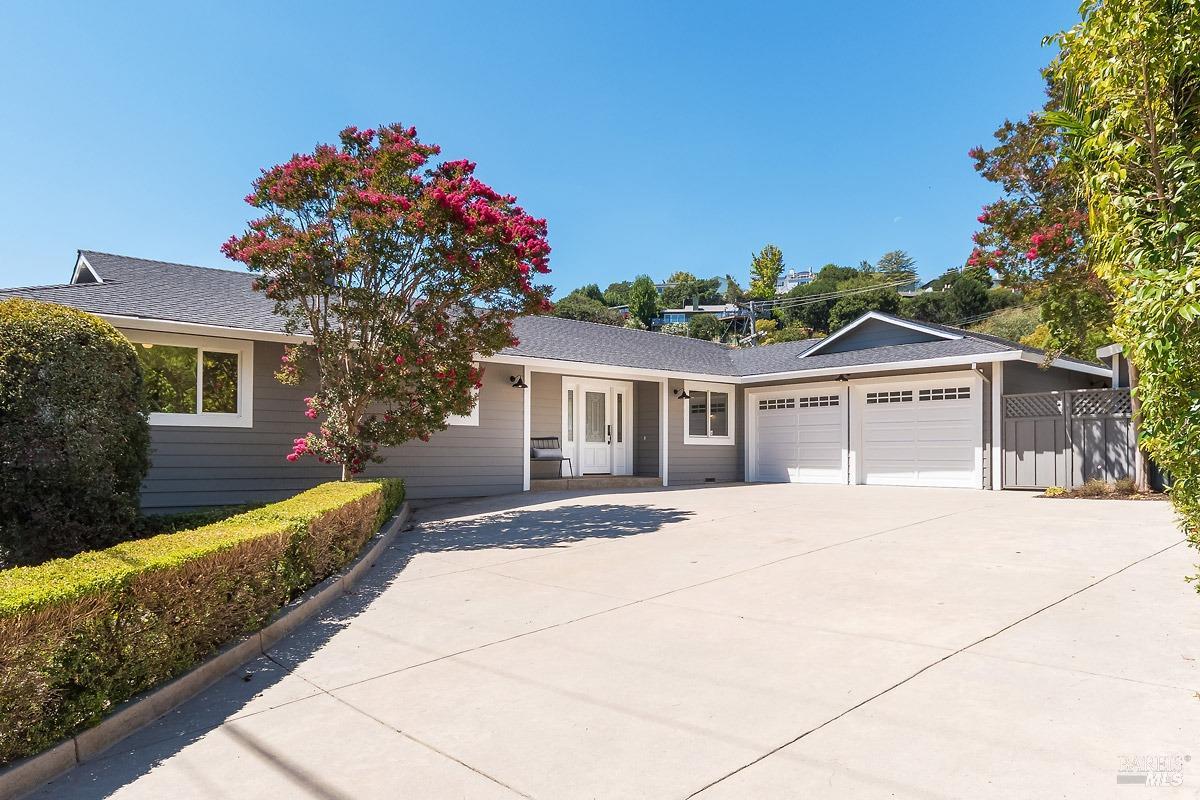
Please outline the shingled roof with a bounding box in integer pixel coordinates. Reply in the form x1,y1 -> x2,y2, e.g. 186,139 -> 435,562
0,251 -> 1099,378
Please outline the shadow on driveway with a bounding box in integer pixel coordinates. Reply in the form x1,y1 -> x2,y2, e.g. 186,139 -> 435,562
36,502 -> 692,799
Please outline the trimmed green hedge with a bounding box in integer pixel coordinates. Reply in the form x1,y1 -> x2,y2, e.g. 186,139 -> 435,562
0,478 -> 404,765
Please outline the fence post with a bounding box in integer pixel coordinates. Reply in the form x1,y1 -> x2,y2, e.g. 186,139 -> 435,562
1063,391 -> 1075,489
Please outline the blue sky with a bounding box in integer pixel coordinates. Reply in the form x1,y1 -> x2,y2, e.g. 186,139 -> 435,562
0,2 -> 1078,295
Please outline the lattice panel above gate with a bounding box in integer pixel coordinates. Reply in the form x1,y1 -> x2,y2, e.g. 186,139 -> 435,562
1071,388 -> 1133,417
1004,393 -> 1063,418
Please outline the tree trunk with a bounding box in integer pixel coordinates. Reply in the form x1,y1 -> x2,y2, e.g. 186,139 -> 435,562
341,462 -> 352,482
1127,358 -> 1151,493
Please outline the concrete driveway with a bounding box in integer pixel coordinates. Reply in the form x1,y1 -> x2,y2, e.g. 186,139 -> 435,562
35,484 -> 1199,799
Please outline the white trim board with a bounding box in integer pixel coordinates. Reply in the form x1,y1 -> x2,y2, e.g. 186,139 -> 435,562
122,329 -> 255,428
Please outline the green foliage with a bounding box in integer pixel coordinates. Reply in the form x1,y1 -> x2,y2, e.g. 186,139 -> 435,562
661,271 -> 721,309
754,318 -> 778,335
1043,485 -> 1068,497
776,264 -> 862,332
1049,0 -> 1200,553
0,300 -> 151,567
627,275 -> 660,327
722,275 -> 747,303
748,244 -> 785,299
602,281 -> 632,307
766,323 -> 816,344
827,279 -> 901,331
552,292 -> 624,326
623,316 -> 647,330
971,305 -> 1042,343
875,250 -> 917,281
130,505 -> 263,538
0,479 -> 403,764
686,314 -> 726,341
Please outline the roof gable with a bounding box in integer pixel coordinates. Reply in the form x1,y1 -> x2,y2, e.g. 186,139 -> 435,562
799,312 -> 960,358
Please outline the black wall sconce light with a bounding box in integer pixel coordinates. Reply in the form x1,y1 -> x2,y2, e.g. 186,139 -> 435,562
509,375 -> 528,389
835,374 -> 849,382
673,388 -> 691,400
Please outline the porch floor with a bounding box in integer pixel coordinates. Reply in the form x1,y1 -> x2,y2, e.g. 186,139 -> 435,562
530,475 -> 662,492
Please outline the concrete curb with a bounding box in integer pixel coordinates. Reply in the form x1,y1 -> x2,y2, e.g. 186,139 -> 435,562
0,502 -> 413,800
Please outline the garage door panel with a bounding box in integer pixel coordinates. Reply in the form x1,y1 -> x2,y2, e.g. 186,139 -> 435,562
859,380 -> 980,489
753,389 -> 846,484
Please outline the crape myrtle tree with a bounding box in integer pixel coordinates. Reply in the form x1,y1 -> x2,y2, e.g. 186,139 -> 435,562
967,76 -> 1112,359
224,125 -> 552,480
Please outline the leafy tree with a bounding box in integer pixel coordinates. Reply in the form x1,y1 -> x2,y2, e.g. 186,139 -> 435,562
971,305 -> 1042,343
766,323 -> 816,343
754,318 -> 778,337
875,250 -> 917,280
748,244 -> 785,299
776,263 -> 861,331
944,273 -> 991,323
1049,0 -> 1200,532
602,281 -> 632,307
553,293 -> 624,326
686,313 -> 726,341
224,124 -> 550,480
723,274 -> 747,303
968,75 -> 1112,358
900,291 -> 950,324
660,271 -> 721,308
627,275 -> 660,327
827,281 -> 901,331
571,283 -> 605,303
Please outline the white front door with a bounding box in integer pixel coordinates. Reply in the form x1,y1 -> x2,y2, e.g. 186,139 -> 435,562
565,379 -> 634,476
580,384 -> 612,474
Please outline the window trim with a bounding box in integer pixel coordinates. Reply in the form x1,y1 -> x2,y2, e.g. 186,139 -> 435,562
446,384 -> 481,426
124,329 -> 254,428
683,381 -> 736,446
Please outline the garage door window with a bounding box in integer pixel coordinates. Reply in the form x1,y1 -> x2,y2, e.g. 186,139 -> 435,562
797,394 -> 839,408
918,386 -> 971,401
759,398 -> 795,410
866,390 -> 913,404
684,382 -> 735,445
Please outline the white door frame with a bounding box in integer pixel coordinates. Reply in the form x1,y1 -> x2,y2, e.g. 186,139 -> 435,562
561,378 -> 635,476
848,370 -> 984,488
744,381 -> 849,484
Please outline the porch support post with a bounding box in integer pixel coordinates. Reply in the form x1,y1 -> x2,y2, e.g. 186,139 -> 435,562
991,361 -> 1004,491
522,367 -> 531,492
659,379 -> 669,487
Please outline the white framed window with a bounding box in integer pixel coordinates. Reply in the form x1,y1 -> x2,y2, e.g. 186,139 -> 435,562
125,330 -> 254,428
683,381 -> 736,445
447,385 -> 480,426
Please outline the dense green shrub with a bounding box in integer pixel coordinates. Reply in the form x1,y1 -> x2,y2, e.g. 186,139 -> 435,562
0,299 -> 151,566
0,478 -> 404,765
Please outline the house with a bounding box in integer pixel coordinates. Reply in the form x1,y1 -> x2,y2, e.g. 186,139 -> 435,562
1,251 -> 1111,510
775,268 -> 815,294
653,303 -> 746,328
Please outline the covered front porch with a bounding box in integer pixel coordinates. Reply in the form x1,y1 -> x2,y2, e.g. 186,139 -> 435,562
526,371 -> 666,484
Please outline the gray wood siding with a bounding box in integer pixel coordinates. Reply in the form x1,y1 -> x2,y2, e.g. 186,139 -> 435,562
140,338 -> 523,510
634,380 -> 660,477
816,318 -> 941,354
666,379 -> 743,485
1004,360 -> 1100,394
529,372 -> 563,479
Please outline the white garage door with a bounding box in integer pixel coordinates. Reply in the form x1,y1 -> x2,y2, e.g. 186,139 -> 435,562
858,380 -> 980,488
753,389 -> 846,483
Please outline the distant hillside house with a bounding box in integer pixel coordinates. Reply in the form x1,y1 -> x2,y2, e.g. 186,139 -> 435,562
775,269 -> 815,294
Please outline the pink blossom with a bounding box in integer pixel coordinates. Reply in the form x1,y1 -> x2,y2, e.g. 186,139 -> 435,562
305,409 -> 318,419
286,453 -> 299,462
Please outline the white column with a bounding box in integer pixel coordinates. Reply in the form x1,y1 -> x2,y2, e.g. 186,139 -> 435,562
991,361 -> 1004,491
522,367 -> 531,492
660,379 -> 669,487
